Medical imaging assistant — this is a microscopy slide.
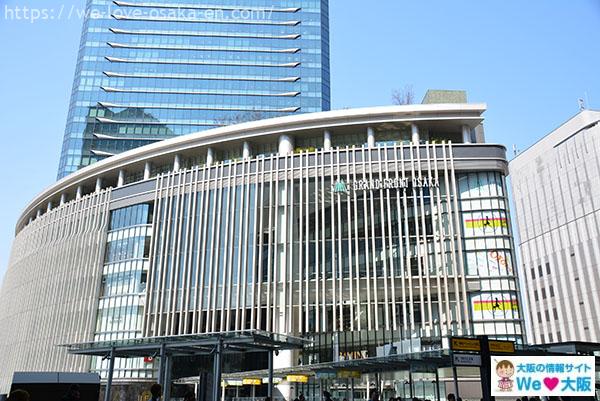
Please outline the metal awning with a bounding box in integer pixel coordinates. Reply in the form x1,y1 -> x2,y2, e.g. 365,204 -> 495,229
62,330 -> 308,401
223,349 -> 453,379
62,330 -> 307,358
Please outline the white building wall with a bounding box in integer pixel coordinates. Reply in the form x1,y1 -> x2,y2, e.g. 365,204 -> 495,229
0,190 -> 110,393
510,110 -> 600,344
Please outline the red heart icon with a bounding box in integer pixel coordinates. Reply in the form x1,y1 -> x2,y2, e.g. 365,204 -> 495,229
543,377 -> 559,391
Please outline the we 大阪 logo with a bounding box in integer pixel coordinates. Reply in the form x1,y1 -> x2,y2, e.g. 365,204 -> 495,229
491,355 -> 595,397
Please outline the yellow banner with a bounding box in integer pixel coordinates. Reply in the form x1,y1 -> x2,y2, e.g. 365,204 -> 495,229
473,299 -> 518,311
450,337 -> 481,352
287,375 -> 309,383
465,218 -> 507,229
489,340 -> 515,353
338,370 -> 361,379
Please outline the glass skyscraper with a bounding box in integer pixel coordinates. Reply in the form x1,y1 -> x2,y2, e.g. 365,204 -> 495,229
57,0 -> 330,178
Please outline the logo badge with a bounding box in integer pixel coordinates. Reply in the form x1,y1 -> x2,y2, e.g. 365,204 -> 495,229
331,179 -> 351,195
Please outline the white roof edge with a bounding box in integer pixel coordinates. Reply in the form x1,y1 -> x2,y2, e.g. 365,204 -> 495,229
19,104 -> 486,227
509,109 -> 600,168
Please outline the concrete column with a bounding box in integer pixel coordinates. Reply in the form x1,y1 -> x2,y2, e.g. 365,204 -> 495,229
104,347 -> 116,401
367,126 -> 375,148
36,209 -> 42,218
273,350 -> 294,401
95,177 -> 103,193
117,170 -> 125,187
278,134 -> 294,155
206,147 -> 214,166
76,185 -> 83,200
47,201 -> 52,212
158,343 -> 167,386
60,193 -> 67,205
28,216 -> 33,224
411,123 -> 420,145
211,340 -> 223,401
173,154 -> 181,172
242,141 -> 251,159
462,125 -> 472,144
144,162 -> 151,180
324,130 -> 332,150
164,356 -> 172,401
268,350 -> 274,399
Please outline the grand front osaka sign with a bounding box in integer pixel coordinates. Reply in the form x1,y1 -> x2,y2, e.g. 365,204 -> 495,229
332,177 -> 439,194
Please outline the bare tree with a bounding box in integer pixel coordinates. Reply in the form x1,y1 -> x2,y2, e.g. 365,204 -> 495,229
214,111 -> 267,126
391,85 -> 415,105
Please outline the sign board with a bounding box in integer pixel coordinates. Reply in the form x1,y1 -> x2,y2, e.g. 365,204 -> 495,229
489,340 -> 515,353
453,353 -> 482,366
331,177 -> 439,196
471,294 -> 519,321
286,375 -> 309,383
315,371 -> 337,379
242,378 -> 262,386
450,337 -> 481,352
221,379 -> 243,387
410,361 -> 439,373
262,377 -> 282,384
337,370 -> 361,379
490,355 -> 595,397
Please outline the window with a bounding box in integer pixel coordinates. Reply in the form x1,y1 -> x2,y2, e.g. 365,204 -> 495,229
375,125 -> 411,146
531,267 -> 536,279
295,135 -> 322,153
549,285 -> 555,297
254,141 -> 278,157
182,154 -> 206,169
109,203 -> 152,230
545,262 -> 551,274
217,147 -> 242,162
538,264 -> 543,277
331,132 -> 366,148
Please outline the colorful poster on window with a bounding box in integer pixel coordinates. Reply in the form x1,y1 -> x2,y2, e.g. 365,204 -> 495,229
466,250 -> 513,276
463,212 -> 509,237
464,217 -> 507,229
471,294 -> 519,321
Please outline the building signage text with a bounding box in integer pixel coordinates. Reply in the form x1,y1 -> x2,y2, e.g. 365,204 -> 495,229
332,177 -> 439,195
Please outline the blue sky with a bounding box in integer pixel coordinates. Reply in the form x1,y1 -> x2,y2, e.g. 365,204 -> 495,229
0,0 -> 599,276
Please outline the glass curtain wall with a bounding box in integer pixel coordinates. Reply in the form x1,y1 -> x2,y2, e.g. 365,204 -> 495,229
93,203 -> 154,378
57,0 -> 330,178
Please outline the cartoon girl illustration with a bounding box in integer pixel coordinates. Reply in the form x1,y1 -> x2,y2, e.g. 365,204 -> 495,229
496,360 -> 515,391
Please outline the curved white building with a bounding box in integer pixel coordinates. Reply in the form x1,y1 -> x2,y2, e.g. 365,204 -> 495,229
0,105 -> 524,398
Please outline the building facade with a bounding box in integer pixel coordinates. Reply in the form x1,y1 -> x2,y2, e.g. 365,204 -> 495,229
510,109 -> 600,345
1,105 -> 523,396
57,0 -> 330,178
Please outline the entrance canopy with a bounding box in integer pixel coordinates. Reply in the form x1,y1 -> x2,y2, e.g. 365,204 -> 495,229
223,349 -> 452,380
63,330 -> 308,401
63,330 -> 307,358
